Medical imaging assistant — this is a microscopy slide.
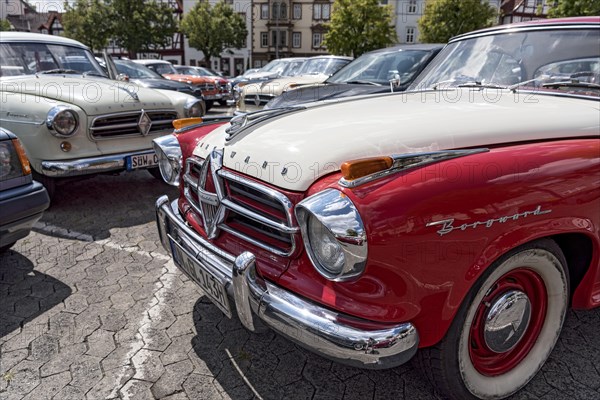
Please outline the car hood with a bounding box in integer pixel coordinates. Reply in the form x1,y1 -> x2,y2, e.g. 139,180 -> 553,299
0,75 -> 177,115
265,83 -> 393,109
243,71 -> 278,80
163,74 -> 211,84
194,88 -> 600,191
244,74 -> 330,96
130,78 -> 191,91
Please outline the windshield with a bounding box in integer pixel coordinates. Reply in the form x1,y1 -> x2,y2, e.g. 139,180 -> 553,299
328,50 -> 431,85
116,60 -> 162,79
0,42 -> 106,77
282,60 -> 306,76
149,63 -> 178,75
262,60 -> 287,73
298,58 -> 350,76
176,66 -> 197,75
412,28 -> 600,96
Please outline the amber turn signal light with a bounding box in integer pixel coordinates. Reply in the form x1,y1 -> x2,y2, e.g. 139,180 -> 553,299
341,156 -> 393,181
172,117 -> 203,131
12,138 -> 31,175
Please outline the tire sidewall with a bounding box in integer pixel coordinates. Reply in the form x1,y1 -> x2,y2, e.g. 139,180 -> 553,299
455,241 -> 569,399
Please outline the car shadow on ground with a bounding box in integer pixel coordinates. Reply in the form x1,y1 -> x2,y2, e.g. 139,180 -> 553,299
0,249 -> 72,341
191,297 -> 441,399
31,170 -> 178,242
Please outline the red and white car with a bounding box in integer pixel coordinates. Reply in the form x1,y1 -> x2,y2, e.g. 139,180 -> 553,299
153,17 -> 600,399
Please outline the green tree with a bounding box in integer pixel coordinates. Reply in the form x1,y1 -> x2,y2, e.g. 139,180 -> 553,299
0,19 -> 12,31
111,0 -> 179,58
418,0 -> 497,43
181,1 -> 247,65
548,0 -> 600,17
323,0 -> 396,57
62,0 -> 113,53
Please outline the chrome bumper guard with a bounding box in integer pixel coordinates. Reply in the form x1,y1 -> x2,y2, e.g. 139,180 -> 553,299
155,195 -> 419,369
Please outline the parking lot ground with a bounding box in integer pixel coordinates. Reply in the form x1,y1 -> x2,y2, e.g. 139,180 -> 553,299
1,146 -> 599,399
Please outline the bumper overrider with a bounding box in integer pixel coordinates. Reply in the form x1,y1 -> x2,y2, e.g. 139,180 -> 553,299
155,195 -> 419,369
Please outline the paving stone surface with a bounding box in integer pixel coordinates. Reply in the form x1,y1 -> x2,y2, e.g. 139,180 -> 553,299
1,167 -> 599,400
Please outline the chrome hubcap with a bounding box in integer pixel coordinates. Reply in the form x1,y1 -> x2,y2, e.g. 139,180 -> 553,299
483,290 -> 532,353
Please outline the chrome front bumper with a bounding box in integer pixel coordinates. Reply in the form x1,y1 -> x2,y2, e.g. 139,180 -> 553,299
41,150 -> 154,177
155,195 -> 419,369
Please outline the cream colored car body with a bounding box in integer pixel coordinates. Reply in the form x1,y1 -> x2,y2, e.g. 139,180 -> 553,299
238,73 -> 330,112
195,88 -> 600,191
0,32 -> 199,180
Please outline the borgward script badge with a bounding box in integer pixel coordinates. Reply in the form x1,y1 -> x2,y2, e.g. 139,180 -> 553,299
196,149 -> 226,239
426,205 -> 552,236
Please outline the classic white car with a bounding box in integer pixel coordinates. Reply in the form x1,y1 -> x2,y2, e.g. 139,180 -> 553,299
0,32 -> 204,197
237,55 -> 352,112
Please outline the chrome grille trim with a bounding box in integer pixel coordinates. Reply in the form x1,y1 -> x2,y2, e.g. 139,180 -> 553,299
182,155 -> 298,256
90,109 -> 178,139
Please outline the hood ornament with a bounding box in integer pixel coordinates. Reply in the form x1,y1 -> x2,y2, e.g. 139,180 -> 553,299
224,107 -> 305,141
119,85 -> 139,102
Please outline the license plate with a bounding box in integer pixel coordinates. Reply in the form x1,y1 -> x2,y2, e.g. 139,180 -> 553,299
126,152 -> 158,170
169,238 -> 231,317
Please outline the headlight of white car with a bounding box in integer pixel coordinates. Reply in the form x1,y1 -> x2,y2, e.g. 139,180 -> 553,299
296,188 -> 368,281
152,134 -> 182,186
184,98 -> 204,118
46,105 -> 78,137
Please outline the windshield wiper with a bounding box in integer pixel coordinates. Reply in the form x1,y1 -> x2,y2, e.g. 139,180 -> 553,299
38,69 -> 81,75
344,80 -> 381,86
456,81 -> 506,89
541,80 -> 600,90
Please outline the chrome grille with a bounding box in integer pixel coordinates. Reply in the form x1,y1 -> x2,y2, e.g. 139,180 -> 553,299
244,94 -> 275,107
198,83 -> 216,92
183,154 -> 298,256
90,110 -> 178,139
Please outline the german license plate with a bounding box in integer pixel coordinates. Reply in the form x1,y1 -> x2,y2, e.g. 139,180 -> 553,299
126,152 -> 158,170
169,238 -> 231,317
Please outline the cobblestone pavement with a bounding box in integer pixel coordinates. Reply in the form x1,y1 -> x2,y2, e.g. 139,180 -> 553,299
1,166 -> 600,399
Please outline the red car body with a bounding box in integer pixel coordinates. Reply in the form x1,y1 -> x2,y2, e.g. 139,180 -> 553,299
154,17 -> 600,400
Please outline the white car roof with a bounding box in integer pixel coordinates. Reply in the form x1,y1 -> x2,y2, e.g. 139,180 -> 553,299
0,32 -> 89,49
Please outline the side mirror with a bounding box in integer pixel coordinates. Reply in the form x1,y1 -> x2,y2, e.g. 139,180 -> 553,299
117,73 -> 129,82
389,73 -> 401,92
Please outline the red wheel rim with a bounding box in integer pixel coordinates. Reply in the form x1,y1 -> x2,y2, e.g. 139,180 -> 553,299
469,268 -> 547,376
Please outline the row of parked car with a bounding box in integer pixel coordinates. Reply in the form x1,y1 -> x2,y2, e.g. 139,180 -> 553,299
1,17 -> 599,400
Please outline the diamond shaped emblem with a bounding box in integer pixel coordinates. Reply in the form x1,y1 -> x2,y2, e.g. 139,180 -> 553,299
138,110 -> 152,136
254,94 -> 261,107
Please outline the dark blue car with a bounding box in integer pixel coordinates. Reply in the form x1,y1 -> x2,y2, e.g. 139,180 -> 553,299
0,128 -> 50,252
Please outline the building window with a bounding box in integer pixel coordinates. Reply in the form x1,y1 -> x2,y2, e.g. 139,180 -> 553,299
272,2 -> 287,19
405,27 -> 415,43
272,30 -> 287,47
313,3 -> 331,20
261,3 -> 269,19
292,32 -> 301,48
407,0 -> 417,14
261,32 -> 268,47
312,32 -> 323,48
293,3 -> 302,19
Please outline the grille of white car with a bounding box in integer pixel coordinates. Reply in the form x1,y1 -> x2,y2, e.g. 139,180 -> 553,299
183,155 -> 298,257
90,110 -> 178,139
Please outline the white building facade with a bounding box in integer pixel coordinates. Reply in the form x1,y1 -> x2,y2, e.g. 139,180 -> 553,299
393,0 -> 504,44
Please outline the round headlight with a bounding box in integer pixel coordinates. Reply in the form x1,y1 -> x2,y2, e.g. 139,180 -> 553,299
46,106 -> 78,137
153,135 -> 182,186
185,99 -> 205,118
308,215 -> 345,275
